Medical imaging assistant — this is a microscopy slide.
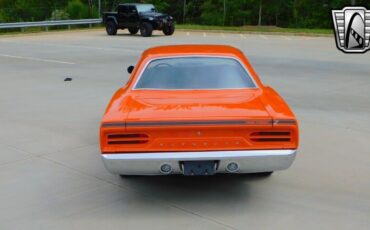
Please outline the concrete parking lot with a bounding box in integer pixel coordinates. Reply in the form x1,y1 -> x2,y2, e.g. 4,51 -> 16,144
0,29 -> 369,229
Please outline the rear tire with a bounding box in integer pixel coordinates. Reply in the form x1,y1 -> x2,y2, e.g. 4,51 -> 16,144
128,27 -> 139,35
106,21 -> 117,35
140,22 -> 153,37
120,174 -> 137,178
163,24 -> 175,36
253,171 -> 273,177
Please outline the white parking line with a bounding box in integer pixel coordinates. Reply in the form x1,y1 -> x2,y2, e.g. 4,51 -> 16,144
259,35 -> 268,40
203,32 -> 207,37
0,54 -> 75,65
0,40 -> 142,53
186,32 -> 190,36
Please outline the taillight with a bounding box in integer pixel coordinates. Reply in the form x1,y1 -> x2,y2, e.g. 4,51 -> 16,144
107,133 -> 149,145
250,131 -> 291,142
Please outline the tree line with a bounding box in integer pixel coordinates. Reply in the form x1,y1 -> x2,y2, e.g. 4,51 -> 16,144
1,0 -> 369,28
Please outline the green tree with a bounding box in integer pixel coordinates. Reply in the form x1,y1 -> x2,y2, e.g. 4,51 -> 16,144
200,0 -> 224,25
2,0 -> 370,27
66,0 -> 89,19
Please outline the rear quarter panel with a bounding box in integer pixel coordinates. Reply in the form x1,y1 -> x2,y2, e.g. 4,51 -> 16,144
260,86 -> 299,149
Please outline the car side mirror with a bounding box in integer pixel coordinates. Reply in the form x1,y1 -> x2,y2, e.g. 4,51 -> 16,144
127,65 -> 134,74
132,9 -> 137,13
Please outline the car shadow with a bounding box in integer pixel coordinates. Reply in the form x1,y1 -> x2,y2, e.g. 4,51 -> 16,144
120,174 -> 272,209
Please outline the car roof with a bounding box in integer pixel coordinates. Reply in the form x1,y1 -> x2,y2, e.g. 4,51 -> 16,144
142,45 -> 244,58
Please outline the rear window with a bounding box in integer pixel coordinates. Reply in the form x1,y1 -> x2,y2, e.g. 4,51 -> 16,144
134,57 -> 256,90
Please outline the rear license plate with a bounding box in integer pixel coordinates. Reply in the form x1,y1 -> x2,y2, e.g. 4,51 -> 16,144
181,161 -> 218,176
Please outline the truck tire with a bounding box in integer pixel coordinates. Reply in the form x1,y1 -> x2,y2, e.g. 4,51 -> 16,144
128,27 -> 139,35
163,24 -> 175,36
106,21 -> 117,35
140,22 -> 153,37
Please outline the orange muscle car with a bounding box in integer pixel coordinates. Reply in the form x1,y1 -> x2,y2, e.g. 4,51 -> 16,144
100,45 -> 299,176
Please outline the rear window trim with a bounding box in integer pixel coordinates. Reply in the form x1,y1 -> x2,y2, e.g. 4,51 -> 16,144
132,55 -> 259,90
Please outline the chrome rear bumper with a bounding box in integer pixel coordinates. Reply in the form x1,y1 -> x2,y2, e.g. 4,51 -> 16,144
101,150 -> 297,175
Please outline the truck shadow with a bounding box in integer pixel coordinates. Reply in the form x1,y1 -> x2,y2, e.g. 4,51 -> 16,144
115,33 -> 164,37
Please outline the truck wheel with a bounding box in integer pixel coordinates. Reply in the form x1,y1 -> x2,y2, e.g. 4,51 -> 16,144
106,21 -> 117,35
163,24 -> 175,36
140,22 -> 153,37
128,27 -> 139,35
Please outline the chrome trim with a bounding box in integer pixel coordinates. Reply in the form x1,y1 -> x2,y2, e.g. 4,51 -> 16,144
273,119 -> 297,125
102,119 -> 273,128
126,120 -> 247,127
101,122 -> 126,127
101,149 -> 297,175
131,55 -> 259,90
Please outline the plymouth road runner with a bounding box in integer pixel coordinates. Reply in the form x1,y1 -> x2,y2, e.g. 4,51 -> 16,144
100,45 -> 299,176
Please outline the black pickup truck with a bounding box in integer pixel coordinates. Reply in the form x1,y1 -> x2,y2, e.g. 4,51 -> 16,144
103,3 -> 175,37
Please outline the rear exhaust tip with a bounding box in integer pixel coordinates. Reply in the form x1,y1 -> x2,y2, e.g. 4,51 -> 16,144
160,163 -> 173,174
226,162 -> 239,173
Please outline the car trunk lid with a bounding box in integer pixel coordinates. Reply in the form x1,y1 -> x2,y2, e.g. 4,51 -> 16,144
125,90 -> 271,122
